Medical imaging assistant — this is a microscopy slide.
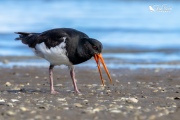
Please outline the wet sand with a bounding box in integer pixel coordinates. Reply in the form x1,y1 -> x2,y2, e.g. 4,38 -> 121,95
0,66 -> 179,120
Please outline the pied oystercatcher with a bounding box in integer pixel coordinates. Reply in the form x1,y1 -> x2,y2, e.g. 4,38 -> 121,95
15,28 -> 112,94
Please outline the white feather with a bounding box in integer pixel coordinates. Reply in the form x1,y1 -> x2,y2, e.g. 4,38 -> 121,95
33,38 -> 72,66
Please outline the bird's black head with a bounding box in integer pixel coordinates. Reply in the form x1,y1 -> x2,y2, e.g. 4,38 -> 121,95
79,38 -> 103,57
76,37 -> 112,85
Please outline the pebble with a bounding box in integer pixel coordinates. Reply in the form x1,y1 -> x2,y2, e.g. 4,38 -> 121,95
119,97 -> 139,103
35,76 -> 39,79
93,108 -> 101,112
55,84 -> 63,86
11,99 -> 19,102
74,103 -> 83,108
6,111 -> 16,116
55,116 -> 61,119
174,97 -> 180,100
148,115 -> 156,120
5,82 -> 12,86
153,90 -> 158,92
92,84 -> 98,87
19,84 -> 25,87
110,110 -> 121,113
57,98 -> 66,102
0,99 -> 5,102
7,102 -> 14,107
20,107 -> 28,111
30,110 -> 36,114
106,90 -> 111,93
63,107 -> 69,110
97,86 -> 105,90
35,115 -> 43,119
83,100 -> 88,102
126,98 -> 138,103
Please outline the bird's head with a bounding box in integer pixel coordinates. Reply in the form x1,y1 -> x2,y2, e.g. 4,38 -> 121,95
81,38 -> 112,85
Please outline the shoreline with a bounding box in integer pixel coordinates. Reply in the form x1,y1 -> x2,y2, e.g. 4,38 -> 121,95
1,55 -> 180,70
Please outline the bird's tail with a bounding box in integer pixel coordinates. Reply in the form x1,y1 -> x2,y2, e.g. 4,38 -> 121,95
15,32 -> 39,48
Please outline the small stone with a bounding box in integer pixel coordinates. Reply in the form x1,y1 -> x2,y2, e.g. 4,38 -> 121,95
78,93 -> 83,96
91,90 -> 96,93
63,107 -> 69,110
93,108 -> 101,112
7,102 -> 14,107
5,82 -> 12,87
19,84 -> 25,87
106,90 -> 111,93
55,84 -> 63,87
57,98 -> 66,102
92,84 -> 98,87
126,98 -> 138,103
35,76 -> 39,79
38,106 -> 46,109
153,90 -> 158,92
35,115 -> 43,119
174,97 -> 180,100
83,100 -> 88,102
30,110 -> 36,114
46,116 -> 50,119
20,107 -> 28,111
110,110 -> 121,113
0,99 -> 5,102
37,83 -> 41,86
74,103 -> 83,108
157,87 -> 162,90
11,99 -> 19,102
6,111 -> 16,116
56,116 -> 61,119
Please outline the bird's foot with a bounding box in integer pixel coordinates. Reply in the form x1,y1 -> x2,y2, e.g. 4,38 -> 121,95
50,90 -> 59,94
74,89 -> 81,94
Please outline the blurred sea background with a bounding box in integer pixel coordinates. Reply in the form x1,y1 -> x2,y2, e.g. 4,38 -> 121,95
0,0 -> 180,69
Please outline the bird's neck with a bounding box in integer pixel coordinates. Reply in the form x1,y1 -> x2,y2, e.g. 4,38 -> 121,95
76,39 -> 92,61
67,38 -> 92,65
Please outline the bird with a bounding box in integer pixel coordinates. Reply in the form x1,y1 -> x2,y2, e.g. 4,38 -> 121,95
15,28 -> 112,94
149,6 -> 155,12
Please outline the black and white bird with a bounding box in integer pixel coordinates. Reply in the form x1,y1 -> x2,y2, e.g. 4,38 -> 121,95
15,28 -> 112,94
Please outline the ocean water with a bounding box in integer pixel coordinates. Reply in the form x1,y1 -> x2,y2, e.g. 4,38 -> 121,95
0,0 -> 180,69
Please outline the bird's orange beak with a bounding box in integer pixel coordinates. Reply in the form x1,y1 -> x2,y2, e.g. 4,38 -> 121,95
94,54 -> 112,86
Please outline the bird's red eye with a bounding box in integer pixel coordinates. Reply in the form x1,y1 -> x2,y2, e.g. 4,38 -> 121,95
93,46 -> 98,50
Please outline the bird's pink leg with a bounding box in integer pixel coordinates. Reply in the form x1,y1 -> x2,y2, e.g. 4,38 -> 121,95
49,65 -> 59,94
70,66 -> 80,93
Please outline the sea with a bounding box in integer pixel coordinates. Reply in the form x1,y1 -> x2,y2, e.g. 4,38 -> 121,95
0,0 -> 180,69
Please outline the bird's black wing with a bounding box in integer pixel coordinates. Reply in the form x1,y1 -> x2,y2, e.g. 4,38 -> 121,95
37,28 -> 69,49
37,28 -> 89,49
16,28 -> 89,50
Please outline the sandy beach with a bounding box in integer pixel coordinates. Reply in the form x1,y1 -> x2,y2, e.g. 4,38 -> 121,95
0,66 -> 179,120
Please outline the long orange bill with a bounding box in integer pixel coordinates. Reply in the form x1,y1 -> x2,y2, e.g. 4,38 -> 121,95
94,54 -> 113,86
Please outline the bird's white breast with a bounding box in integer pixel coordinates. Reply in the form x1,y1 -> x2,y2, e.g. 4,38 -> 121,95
33,38 -> 72,66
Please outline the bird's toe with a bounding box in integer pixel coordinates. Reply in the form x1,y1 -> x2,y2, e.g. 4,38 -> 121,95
50,90 -> 59,94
